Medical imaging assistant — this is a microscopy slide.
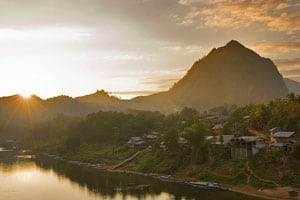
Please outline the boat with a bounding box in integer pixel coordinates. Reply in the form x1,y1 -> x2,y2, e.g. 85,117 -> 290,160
155,175 -> 176,182
187,181 -> 228,191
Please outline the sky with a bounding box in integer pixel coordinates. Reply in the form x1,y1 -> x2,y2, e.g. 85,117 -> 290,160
0,0 -> 299,99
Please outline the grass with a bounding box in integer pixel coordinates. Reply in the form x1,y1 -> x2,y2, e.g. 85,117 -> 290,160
248,175 -> 276,189
132,149 -> 185,174
63,143 -> 137,165
196,169 -> 247,185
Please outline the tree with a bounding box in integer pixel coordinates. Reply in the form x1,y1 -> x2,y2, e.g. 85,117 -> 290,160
181,119 -> 211,164
292,141 -> 300,161
249,104 -> 271,130
180,107 -> 199,127
163,128 -> 179,152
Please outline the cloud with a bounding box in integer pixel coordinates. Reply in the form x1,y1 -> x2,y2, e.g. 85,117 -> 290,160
0,27 -> 91,41
174,0 -> 300,34
141,77 -> 180,90
178,0 -> 224,6
275,57 -> 300,69
99,53 -> 155,62
274,57 -> 300,78
272,57 -> 300,82
111,90 -> 159,98
159,44 -> 204,54
249,40 -> 300,56
281,68 -> 300,76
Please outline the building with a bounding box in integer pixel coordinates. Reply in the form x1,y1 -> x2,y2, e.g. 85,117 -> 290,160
212,124 -> 223,133
143,133 -> 158,140
230,136 -> 265,160
271,131 -> 296,151
206,135 -> 234,147
178,137 -> 188,145
127,137 -> 146,148
272,131 -> 296,143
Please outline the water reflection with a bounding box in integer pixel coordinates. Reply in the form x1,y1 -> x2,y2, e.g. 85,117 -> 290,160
0,152 -> 262,200
35,156 -> 262,200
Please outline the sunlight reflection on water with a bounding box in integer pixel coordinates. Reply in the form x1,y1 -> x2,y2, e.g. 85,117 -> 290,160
0,154 -> 262,200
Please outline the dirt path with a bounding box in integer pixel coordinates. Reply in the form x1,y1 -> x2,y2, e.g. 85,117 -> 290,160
228,185 -> 297,200
111,149 -> 145,170
246,161 -> 279,186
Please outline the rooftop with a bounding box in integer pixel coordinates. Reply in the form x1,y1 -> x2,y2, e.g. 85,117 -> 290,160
273,131 -> 295,138
212,124 -> 223,130
206,135 -> 234,145
271,143 -> 291,147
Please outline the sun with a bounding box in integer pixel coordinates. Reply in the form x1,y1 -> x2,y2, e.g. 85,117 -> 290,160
20,92 -> 32,99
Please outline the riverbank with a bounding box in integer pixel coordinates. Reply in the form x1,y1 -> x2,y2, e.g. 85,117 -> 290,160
227,185 -> 297,200
39,153 -> 299,200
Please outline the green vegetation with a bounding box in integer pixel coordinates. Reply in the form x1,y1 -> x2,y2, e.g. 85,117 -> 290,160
62,144 -> 136,165
181,119 -> 211,164
8,94 -> 300,190
224,93 -> 300,135
292,141 -> 300,161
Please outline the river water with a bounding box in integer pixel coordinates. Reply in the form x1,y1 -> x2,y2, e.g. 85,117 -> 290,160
0,150 -> 262,200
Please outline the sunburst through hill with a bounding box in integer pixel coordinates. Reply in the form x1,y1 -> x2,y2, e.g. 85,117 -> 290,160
20,93 -> 32,99
0,94 -> 48,138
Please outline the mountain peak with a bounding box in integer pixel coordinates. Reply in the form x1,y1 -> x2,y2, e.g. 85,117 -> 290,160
225,40 -> 244,48
167,40 -> 288,110
206,40 -> 252,58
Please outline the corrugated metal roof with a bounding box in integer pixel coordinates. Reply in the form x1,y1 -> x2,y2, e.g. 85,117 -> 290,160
271,143 -> 290,147
238,136 -> 259,142
273,132 -> 295,138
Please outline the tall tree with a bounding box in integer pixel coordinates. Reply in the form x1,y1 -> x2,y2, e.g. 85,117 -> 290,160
181,119 -> 211,164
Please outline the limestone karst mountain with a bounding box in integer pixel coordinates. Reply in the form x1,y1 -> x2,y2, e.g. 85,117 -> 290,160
128,40 -> 288,111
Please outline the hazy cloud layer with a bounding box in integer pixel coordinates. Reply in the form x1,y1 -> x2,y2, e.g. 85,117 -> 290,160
275,57 -> 300,81
249,40 -> 300,57
174,0 -> 300,34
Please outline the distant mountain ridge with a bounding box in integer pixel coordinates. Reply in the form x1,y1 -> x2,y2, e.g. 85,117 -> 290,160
0,40 -> 291,131
284,78 -> 300,94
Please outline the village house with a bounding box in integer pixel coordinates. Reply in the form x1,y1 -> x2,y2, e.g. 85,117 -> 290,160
212,123 -> 223,133
202,115 -> 219,125
206,135 -> 234,147
143,133 -> 158,140
271,131 -> 296,151
128,132 -> 161,148
127,137 -> 146,148
178,137 -> 188,145
230,136 -> 265,160
151,131 -> 161,136
271,131 -> 296,143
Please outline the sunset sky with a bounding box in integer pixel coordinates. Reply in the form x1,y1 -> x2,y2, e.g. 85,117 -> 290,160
0,0 -> 299,99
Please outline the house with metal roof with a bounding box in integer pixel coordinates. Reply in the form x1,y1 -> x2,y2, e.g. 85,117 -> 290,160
271,131 -> 296,151
206,135 -> 234,146
272,131 -> 296,143
127,137 -> 146,148
229,136 -> 265,160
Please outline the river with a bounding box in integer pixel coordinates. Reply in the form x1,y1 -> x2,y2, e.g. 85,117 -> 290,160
0,149 -> 263,200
